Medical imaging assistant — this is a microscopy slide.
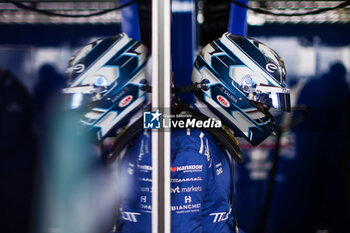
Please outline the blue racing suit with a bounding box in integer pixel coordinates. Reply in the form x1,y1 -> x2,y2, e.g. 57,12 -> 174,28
116,128 -> 242,233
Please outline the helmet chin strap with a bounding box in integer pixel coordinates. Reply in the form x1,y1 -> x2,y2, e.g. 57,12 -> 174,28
193,99 -> 240,146
172,97 -> 243,163
103,115 -> 144,163
102,105 -> 150,163
193,99 -> 221,121
170,76 -> 243,163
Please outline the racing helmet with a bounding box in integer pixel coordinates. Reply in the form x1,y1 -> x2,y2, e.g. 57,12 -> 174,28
63,33 -> 150,142
192,32 -> 291,146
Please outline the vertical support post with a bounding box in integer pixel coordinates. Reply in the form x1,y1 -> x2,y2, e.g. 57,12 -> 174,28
228,0 -> 249,36
152,0 -> 171,232
120,0 -> 141,40
171,0 -> 196,103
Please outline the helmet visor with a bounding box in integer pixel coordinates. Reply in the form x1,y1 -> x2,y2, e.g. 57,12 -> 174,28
62,85 -> 104,110
251,84 -> 291,112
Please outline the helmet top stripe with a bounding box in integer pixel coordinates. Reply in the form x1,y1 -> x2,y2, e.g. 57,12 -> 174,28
220,33 -> 281,87
71,33 -> 131,87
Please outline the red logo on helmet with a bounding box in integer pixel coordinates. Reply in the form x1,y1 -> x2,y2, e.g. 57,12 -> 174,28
217,95 -> 230,108
119,95 -> 133,107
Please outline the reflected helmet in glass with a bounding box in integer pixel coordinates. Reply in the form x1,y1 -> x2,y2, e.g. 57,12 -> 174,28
63,33 -> 150,142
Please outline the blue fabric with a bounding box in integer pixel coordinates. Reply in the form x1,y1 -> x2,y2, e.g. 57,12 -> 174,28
116,129 -> 245,233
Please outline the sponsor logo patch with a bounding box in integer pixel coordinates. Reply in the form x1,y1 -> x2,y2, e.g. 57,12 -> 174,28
73,64 -> 85,73
138,178 -> 153,182
119,95 -> 133,107
210,208 -> 232,223
137,164 -> 152,171
171,203 -> 201,214
266,63 -> 277,73
216,162 -> 223,176
171,165 -> 203,173
171,177 -> 203,183
120,209 -> 141,222
140,186 -> 152,192
171,185 -> 203,193
217,95 -> 230,107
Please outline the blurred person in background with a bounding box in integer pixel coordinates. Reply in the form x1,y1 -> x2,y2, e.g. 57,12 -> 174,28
296,62 -> 349,232
0,68 -> 36,233
33,63 -> 66,135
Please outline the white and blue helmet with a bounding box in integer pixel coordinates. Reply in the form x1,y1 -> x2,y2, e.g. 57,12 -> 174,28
192,32 -> 291,146
63,33 -> 150,142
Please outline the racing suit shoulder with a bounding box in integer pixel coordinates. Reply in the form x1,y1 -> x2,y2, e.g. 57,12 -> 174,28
171,129 -> 234,233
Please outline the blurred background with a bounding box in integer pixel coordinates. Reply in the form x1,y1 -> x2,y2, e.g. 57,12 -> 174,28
0,0 -> 349,233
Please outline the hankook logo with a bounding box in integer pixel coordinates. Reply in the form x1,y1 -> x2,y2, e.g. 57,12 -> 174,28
171,165 -> 203,173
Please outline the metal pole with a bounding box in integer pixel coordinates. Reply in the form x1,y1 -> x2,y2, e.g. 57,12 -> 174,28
258,128 -> 283,233
152,0 -> 171,232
